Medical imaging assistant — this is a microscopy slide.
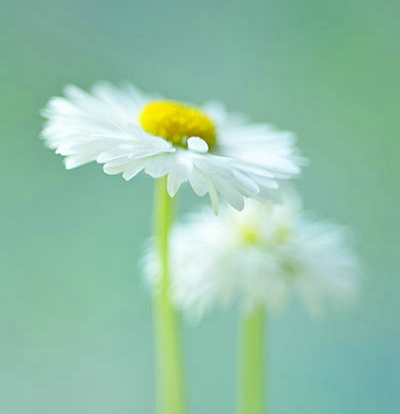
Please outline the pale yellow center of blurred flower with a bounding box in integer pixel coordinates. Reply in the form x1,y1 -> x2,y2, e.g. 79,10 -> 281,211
241,226 -> 261,245
140,100 -> 216,147
241,223 -> 292,246
273,226 -> 292,244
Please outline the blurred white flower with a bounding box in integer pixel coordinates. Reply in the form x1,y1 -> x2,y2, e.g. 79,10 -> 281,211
145,194 -> 360,319
41,82 -> 305,213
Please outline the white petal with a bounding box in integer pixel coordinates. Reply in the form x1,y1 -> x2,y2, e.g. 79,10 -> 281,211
231,170 -> 260,196
65,153 -> 97,169
202,175 -> 219,215
103,162 -> 130,175
122,161 -> 146,180
188,167 -> 208,197
188,137 -> 209,153
167,158 -> 193,197
144,154 -> 175,178
207,173 -> 245,211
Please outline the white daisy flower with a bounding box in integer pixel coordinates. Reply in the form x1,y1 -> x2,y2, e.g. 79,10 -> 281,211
41,82 -> 305,213
146,194 -> 360,319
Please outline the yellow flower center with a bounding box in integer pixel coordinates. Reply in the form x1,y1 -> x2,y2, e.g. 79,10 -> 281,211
140,100 -> 216,148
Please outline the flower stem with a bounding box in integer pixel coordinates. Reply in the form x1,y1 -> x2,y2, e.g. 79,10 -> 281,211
238,306 -> 266,414
153,177 -> 186,414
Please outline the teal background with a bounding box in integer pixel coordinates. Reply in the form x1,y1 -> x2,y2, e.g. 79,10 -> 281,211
1,0 -> 399,413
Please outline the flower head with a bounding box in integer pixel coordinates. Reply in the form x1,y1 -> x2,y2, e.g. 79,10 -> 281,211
41,82 -> 305,213
146,194 -> 360,319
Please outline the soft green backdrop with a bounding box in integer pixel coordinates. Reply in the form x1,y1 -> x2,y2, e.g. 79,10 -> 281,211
1,0 -> 399,413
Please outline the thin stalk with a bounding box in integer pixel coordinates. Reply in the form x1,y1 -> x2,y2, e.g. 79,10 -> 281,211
238,306 -> 266,414
153,176 -> 186,414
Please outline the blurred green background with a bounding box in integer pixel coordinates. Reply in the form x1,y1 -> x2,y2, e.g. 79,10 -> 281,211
1,0 -> 399,413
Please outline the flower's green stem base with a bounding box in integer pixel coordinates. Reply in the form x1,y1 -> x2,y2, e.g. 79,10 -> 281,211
238,307 -> 266,414
153,177 -> 186,414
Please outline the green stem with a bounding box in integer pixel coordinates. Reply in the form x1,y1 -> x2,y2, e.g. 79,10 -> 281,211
153,177 -> 186,414
238,306 -> 266,414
